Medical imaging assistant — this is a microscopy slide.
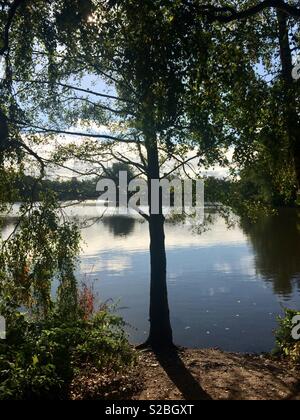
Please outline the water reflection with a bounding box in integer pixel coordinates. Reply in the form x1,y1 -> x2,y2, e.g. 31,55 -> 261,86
241,209 -> 300,297
102,216 -> 136,237
2,206 -> 300,352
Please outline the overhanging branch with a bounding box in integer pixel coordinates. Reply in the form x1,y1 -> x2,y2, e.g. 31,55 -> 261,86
13,119 -> 138,144
198,1 -> 300,22
15,79 -> 136,105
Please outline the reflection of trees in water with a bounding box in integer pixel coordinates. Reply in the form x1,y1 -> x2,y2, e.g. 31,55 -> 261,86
1,215 -> 137,238
102,216 -> 136,237
241,209 -> 300,297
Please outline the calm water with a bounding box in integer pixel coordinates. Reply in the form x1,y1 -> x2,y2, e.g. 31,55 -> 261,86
2,206 -> 300,353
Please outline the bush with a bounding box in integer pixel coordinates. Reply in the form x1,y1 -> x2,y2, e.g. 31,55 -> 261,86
275,308 -> 300,364
0,308 -> 135,400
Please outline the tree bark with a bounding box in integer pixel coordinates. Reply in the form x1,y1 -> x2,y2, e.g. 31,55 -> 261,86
144,133 -> 174,349
0,108 -> 9,165
277,11 -> 300,191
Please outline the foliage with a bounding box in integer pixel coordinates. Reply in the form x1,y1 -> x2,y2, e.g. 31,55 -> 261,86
275,308 -> 300,364
0,187 -> 135,400
0,303 -> 135,400
0,196 -> 80,316
14,175 -> 100,202
0,0 -> 299,368
12,163 -> 135,202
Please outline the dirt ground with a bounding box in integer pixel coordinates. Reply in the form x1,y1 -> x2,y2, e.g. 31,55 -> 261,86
134,348 -> 300,401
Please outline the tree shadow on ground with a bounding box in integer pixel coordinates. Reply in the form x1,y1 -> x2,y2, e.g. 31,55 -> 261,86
154,349 -> 212,400
283,380 -> 300,400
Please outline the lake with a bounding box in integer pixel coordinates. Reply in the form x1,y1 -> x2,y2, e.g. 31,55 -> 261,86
2,205 -> 300,353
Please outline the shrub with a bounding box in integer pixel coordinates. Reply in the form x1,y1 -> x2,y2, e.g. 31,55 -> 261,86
274,308 -> 300,364
0,307 -> 135,400
0,203 -> 136,400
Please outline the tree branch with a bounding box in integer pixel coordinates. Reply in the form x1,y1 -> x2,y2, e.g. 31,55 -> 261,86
12,119 -> 138,144
161,153 -> 200,180
0,0 -> 27,56
31,49 -> 138,99
110,149 -> 147,173
198,1 -> 300,22
15,79 -> 136,104
12,138 -> 45,178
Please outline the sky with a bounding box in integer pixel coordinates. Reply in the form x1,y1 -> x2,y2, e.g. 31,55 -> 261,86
23,72 -> 231,181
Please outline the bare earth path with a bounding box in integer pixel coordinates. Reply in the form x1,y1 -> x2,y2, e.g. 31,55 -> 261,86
134,349 -> 300,401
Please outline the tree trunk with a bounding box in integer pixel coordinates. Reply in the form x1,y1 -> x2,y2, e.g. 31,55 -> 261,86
0,108 -> 9,164
144,133 -> 174,349
277,11 -> 300,191
147,213 -> 173,348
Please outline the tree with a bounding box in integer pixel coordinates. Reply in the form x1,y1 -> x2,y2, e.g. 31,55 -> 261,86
47,0 -> 210,349
2,0 -> 231,348
0,0 -> 83,318
191,1 -> 300,202
2,0 -> 299,349
0,0 -> 276,348
207,2 -> 300,198
276,10 -> 300,193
